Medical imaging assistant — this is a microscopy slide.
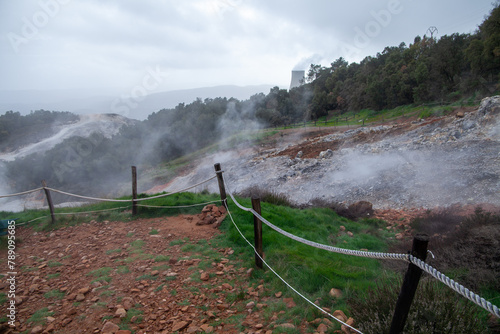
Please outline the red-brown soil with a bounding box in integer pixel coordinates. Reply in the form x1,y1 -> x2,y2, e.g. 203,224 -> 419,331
0,210 -> 345,334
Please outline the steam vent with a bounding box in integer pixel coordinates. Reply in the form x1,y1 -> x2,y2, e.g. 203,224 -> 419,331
290,70 -> 305,90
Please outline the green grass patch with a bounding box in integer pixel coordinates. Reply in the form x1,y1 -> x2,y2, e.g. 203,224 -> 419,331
149,229 -> 159,235
154,255 -> 170,262
120,307 -> 143,325
123,253 -> 153,263
28,307 -> 54,326
226,289 -> 246,303
181,239 -> 220,259
187,286 -> 200,294
212,197 -> 399,313
47,260 -> 63,267
44,289 -> 65,300
129,239 -> 145,253
100,290 -> 115,297
169,238 -> 189,246
20,265 -> 38,272
178,299 -> 190,306
0,191 -> 220,232
106,248 -> 122,255
116,265 -> 130,274
135,274 -> 158,281
87,267 -> 113,284
152,264 -> 169,271
155,284 -> 166,292
87,267 -> 112,277
0,236 -> 21,250
2,187 -> 495,331
46,273 -> 60,280
197,260 -> 212,270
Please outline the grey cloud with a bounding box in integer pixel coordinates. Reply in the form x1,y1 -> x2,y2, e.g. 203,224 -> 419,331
0,0 -> 494,93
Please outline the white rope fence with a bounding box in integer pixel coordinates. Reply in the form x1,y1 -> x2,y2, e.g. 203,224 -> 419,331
1,175 -> 217,226
43,175 -> 216,203
224,181 -> 500,319
227,190 -> 408,261
15,206 -> 132,226
0,187 -> 44,198
224,198 -> 364,334
408,255 -> 500,318
137,199 -> 220,209
44,188 -> 131,202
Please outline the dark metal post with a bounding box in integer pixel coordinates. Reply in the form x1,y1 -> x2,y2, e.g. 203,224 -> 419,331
41,180 -> 56,224
251,197 -> 263,269
390,234 -> 429,334
131,166 -> 138,215
214,163 -> 227,209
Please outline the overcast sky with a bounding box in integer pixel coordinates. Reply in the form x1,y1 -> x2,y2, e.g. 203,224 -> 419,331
0,0 -> 495,95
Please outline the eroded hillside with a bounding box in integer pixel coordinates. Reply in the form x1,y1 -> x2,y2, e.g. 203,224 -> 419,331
158,96 -> 500,210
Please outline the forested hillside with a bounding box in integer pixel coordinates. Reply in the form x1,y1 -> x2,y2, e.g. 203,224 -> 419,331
1,4 -> 499,198
0,110 -> 78,152
305,3 -> 500,118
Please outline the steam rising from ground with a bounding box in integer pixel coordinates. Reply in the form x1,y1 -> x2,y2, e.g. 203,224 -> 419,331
159,97 -> 500,209
216,100 -> 264,149
2,97 -> 499,212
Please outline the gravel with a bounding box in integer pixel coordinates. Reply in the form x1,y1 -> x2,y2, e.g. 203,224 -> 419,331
162,96 -> 500,210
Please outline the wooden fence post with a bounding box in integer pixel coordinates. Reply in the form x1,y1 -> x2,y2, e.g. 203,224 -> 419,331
131,166 -> 138,215
251,197 -> 263,269
214,163 -> 227,209
389,234 -> 429,334
41,180 -> 56,224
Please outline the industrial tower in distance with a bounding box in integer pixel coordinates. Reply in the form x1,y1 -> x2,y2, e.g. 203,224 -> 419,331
290,70 -> 305,90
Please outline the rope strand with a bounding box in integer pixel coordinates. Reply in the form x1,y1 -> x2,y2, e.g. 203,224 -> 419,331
224,198 -> 364,334
0,187 -> 44,198
223,177 -> 500,319
44,175 -> 217,203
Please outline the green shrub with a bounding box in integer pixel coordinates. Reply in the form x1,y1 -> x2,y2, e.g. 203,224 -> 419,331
418,109 -> 432,119
410,207 -> 462,236
237,186 -> 293,207
408,206 -> 500,291
347,278 -> 489,333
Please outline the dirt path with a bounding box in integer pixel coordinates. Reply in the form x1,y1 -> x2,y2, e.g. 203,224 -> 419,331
0,210 -> 338,334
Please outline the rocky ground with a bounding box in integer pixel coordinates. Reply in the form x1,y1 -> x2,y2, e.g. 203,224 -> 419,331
0,205 -> 356,334
2,97 -> 500,333
161,96 -> 500,210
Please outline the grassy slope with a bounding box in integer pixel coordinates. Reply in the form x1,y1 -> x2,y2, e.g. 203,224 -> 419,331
0,192 -> 397,325
1,190 -> 497,332
1,98 -> 496,332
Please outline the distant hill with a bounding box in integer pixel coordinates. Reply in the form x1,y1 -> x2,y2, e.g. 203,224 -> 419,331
0,113 -> 136,161
0,85 -> 275,120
